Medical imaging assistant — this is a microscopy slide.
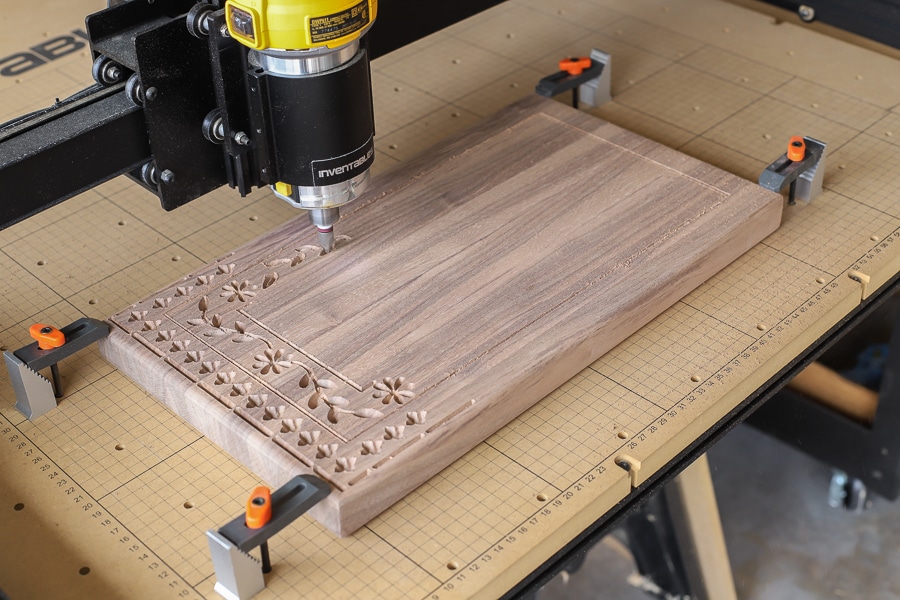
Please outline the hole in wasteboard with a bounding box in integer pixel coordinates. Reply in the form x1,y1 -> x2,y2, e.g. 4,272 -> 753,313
452,58 -> 461,64
536,493 -> 548,502
447,561 -> 459,571
690,374 -> 701,383
871,235 -> 881,242
756,324 -> 768,331
249,215 -> 258,222
393,86 -> 401,92
389,144 -> 398,150
114,444 -> 125,451
36,260 -> 46,266
816,277 -> 826,284
13,503 -> 24,511
617,431 -> 629,440
117,220 -> 126,226
79,567 -> 90,576
184,501 -> 194,509
88,299 -> 98,305
171,256 -> 181,262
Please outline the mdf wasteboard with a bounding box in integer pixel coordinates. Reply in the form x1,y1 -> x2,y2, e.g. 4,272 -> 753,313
99,94 -> 782,536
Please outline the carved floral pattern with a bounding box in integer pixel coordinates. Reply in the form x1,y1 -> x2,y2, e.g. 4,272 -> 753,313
373,377 -> 416,405
116,241 -> 445,489
220,280 -> 257,303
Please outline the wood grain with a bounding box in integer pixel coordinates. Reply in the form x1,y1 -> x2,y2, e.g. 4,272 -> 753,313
99,95 -> 782,536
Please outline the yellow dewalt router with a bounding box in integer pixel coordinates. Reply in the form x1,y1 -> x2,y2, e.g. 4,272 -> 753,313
225,0 -> 378,251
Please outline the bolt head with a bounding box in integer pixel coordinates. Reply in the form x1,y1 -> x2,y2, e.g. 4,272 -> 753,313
145,87 -> 158,101
160,169 -> 176,184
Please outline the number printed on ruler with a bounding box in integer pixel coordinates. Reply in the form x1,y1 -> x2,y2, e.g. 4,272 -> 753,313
0,415 -> 200,599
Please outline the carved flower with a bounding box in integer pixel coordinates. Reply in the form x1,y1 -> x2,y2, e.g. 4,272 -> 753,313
298,430 -> 321,446
373,377 -> 416,405
220,280 -> 256,302
335,457 -> 357,473
252,349 -> 294,375
406,411 -> 427,426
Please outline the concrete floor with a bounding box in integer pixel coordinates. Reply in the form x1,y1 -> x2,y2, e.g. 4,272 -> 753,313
537,424 -> 900,599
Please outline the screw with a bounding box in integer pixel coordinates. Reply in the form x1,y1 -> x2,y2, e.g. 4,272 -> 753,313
160,169 -> 176,184
233,131 -> 251,146
798,5 -> 815,22
145,87 -> 158,101
220,24 -> 230,37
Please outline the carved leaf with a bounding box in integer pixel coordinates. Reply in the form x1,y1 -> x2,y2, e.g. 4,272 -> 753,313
327,406 -> 340,424
263,406 -> 285,420
318,379 -> 336,390
316,443 -> 338,459
204,329 -> 228,338
406,411 -> 427,426
298,430 -> 320,446
215,371 -> 236,385
298,373 -> 311,388
141,321 -> 161,331
153,297 -> 172,308
156,330 -> 176,342
184,350 -> 204,363
187,319 -> 207,326
335,457 -> 357,473
196,275 -> 214,286
264,258 -> 291,267
384,425 -> 405,440
175,286 -> 193,297
361,440 -> 383,455
329,396 -> 349,407
232,334 -> 255,343
217,263 -> 235,275
210,314 -> 224,328
263,272 -> 278,289
199,360 -> 221,374
352,408 -> 384,419
169,340 -> 190,352
281,418 -> 302,433
246,394 -> 267,408
198,296 -> 209,312
129,311 -> 148,322
234,321 -> 247,334
308,391 -> 321,410
230,382 -> 252,396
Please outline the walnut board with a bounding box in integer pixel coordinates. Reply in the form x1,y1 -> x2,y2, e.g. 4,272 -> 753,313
99,94 -> 781,536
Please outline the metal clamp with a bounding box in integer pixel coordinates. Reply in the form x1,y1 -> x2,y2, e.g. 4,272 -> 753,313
536,48 -> 611,109
3,317 -> 109,420
759,136 -> 827,205
207,475 -> 330,600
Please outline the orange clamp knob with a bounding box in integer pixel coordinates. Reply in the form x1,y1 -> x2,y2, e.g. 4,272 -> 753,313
246,486 -> 272,529
29,324 -> 65,350
559,56 -> 591,76
787,136 -> 806,162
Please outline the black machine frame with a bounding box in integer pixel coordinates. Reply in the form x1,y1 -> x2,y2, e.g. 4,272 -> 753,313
759,0 -> 900,49
0,0 -> 507,229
